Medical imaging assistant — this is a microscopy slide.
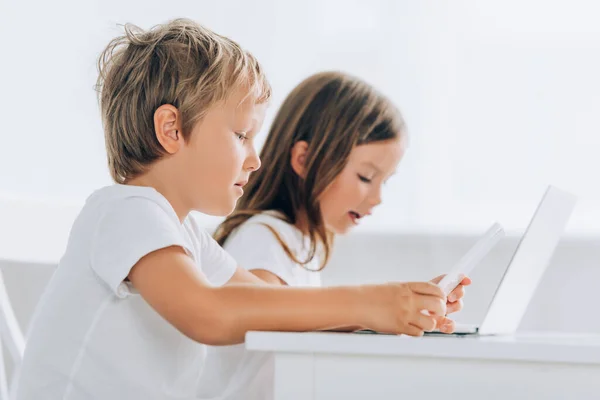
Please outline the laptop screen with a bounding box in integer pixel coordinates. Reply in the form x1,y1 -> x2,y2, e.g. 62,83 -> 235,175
478,185 -> 577,335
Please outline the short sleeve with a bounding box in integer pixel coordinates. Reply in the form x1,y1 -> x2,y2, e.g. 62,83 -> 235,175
223,222 -> 298,285
90,197 -> 191,298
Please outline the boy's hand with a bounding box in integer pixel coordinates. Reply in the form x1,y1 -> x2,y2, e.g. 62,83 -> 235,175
363,282 -> 447,336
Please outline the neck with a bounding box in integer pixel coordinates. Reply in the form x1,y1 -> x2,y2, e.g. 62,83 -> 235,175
295,208 -> 336,241
126,169 -> 189,223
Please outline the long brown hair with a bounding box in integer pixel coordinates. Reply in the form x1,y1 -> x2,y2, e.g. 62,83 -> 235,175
214,71 -> 405,269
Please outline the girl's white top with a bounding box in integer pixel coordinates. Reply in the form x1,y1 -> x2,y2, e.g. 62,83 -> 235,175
196,211 -> 321,400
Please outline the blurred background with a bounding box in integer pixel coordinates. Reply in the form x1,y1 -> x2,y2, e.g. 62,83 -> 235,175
0,0 -> 599,373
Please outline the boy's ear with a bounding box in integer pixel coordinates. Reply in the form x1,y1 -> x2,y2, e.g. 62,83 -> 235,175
290,141 -> 309,178
154,104 -> 183,154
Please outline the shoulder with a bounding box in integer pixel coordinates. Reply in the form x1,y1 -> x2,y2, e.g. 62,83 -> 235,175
87,184 -> 179,224
221,212 -> 302,284
226,211 -> 303,250
87,184 -> 187,254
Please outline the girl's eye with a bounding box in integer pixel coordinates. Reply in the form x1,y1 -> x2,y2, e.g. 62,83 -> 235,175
235,132 -> 248,141
358,174 -> 372,183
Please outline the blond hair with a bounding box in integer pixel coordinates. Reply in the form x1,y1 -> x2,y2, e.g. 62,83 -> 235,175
95,18 -> 271,183
215,71 -> 405,270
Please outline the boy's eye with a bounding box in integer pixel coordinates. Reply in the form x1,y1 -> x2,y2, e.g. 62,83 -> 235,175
358,174 -> 372,183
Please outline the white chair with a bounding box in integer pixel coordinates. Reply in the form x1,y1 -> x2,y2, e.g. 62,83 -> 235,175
0,269 -> 25,400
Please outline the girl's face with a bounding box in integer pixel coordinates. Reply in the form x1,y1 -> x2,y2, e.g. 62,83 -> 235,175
319,138 -> 405,234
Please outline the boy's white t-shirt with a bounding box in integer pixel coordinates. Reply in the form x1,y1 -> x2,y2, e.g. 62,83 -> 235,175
196,211 -> 321,400
13,184 -> 238,400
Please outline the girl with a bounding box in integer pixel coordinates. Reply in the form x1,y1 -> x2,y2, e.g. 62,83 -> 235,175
197,71 -> 470,399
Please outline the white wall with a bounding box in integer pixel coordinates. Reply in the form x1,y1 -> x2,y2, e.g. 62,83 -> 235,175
3,1 -> 600,237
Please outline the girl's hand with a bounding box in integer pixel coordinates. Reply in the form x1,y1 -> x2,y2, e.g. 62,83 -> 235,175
429,275 -> 472,333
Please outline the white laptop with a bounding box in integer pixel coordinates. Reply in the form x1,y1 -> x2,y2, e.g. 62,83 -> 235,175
428,185 -> 577,336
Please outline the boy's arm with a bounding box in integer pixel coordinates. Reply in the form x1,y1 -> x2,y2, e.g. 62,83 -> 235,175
128,246 -> 447,345
246,270 -> 469,311
239,270 -> 367,332
237,270 -> 467,333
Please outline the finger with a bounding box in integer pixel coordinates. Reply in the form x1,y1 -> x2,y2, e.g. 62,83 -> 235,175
417,296 -> 447,316
448,285 -> 465,302
409,282 -> 446,300
438,317 -> 456,334
460,276 -> 472,285
446,299 -> 463,314
412,313 -> 437,332
405,324 -> 425,337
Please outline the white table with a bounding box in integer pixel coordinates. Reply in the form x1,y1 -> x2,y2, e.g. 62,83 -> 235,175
245,331 -> 600,400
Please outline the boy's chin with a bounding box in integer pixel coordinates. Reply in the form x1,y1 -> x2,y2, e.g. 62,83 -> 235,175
194,199 -> 237,217
211,205 -> 237,217
219,198 -> 239,216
